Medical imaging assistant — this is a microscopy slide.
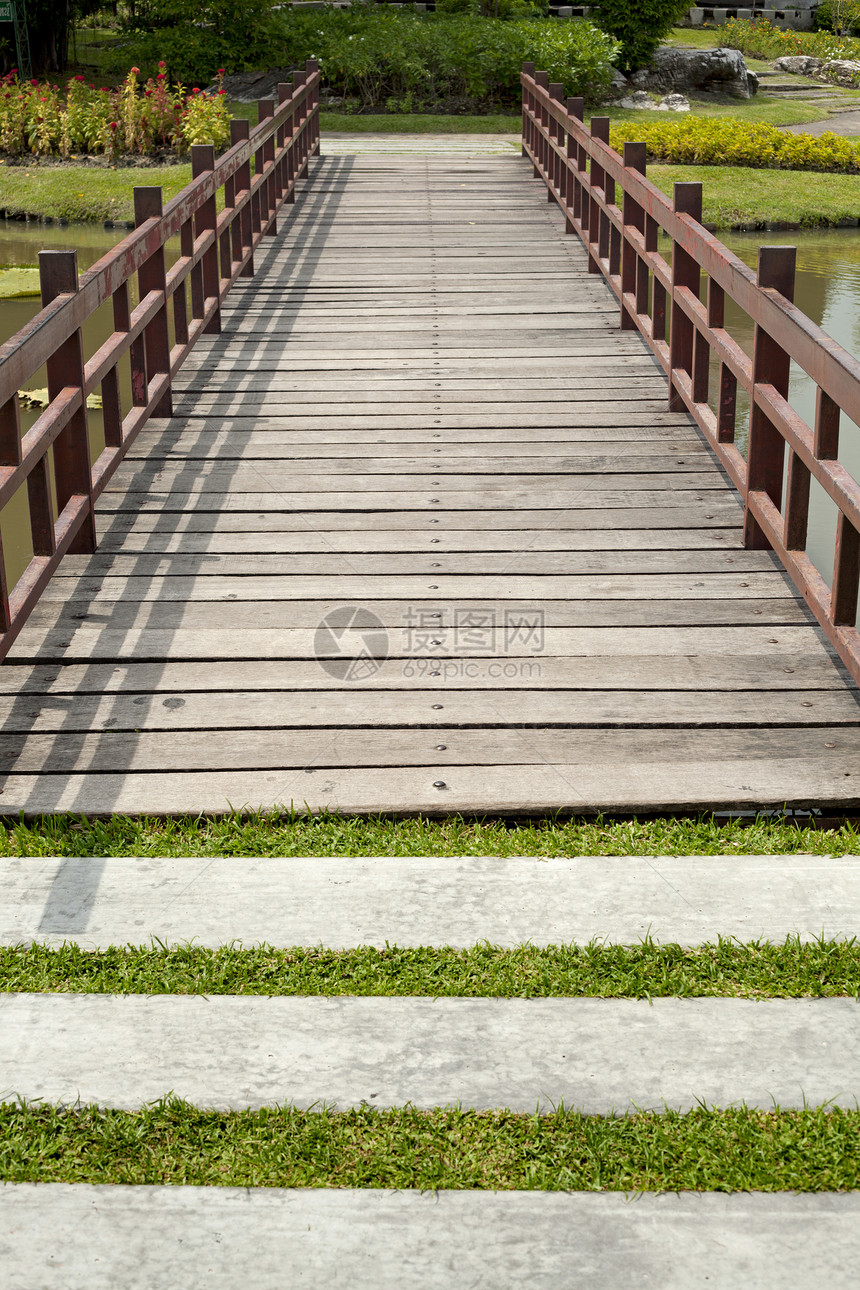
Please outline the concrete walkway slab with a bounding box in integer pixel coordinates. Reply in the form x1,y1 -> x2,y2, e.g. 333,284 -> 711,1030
3,855 -> 859,949
1,994 -> 857,1113
2,1184 -> 859,1290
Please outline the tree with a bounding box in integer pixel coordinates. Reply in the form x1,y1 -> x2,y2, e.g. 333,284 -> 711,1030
590,0 -> 690,74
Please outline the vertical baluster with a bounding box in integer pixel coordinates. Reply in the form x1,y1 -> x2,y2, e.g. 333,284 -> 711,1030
134,187 -> 172,417
38,250 -> 96,553
566,97 -> 583,234
259,99 -> 276,235
0,395 -> 21,626
231,118 -> 254,275
692,275 -> 715,407
522,62 -> 534,159
667,182 -> 702,412
293,67 -> 308,181
832,513 -> 860,625
102,290 -> 124,447
707,281 -> 736,443
587,117 -> 609,274
548,84 -> 563,201
222,137 -> 237,283
191,144 -> 221,335
276,81 -> 292,208
743,245 -> 796,549
534,71 -> 548,180
620,142 -> 646,331
649,215 -> 664,344
307,59 -> 320,157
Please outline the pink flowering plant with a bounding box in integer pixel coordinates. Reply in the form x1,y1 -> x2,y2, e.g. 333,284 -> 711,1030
0,64 -> 229,159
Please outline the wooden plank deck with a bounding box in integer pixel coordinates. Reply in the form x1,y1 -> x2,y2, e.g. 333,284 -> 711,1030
2,147 -> 859,815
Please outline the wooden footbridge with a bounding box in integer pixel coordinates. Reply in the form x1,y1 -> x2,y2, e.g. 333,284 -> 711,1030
0,63 -> 858,816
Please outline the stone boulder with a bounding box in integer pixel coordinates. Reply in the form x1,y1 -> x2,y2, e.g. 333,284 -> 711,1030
631,46 -> 758,99
658,93 -> 691,112
619,90 -> 656,110
816,60 -> 860,86
773,55 -> 823,74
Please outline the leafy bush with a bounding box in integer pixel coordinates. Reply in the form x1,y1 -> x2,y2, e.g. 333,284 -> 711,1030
588,0 -> 690,73
0,66 -> 230,159
119,9 -> 619,109
610,115 -> 860,173
115,0 -> 283,87
717,16 -> 860,62
280,10 -> 618,112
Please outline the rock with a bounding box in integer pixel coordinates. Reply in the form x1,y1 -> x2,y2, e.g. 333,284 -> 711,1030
607,68 -> 629,98
773,55 -> 823,74
632,46 -> 758,99
619,90 -> 657,111
657,93 -> 691,112
816,60 -> 860,87
206,68 -> 298,102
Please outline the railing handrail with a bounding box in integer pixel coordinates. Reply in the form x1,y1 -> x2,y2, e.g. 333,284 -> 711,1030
521,63 -> 860,686
0,60 -> 322,658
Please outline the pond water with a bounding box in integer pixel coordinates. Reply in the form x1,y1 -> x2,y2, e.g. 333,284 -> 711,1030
1,219 -> 860,614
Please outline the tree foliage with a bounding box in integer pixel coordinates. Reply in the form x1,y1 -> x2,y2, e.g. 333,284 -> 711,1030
590,0 -> 690,74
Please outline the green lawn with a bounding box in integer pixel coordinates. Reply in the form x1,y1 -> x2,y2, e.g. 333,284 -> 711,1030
2,1101 -> 857,1190
0,163 -> 192,223
650,162 -> 860,228
3,939 -> 858,999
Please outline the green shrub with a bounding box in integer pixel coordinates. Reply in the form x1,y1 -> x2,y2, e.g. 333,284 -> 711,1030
119,10 -> 619,109
589,0 -> 690,73
610,115 -> 860,173
115,0 -> 283,87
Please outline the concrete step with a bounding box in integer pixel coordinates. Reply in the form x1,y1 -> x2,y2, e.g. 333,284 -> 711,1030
2,993 -> 857,1112
1,1184 -> 858,1290
4,854 -> 859,949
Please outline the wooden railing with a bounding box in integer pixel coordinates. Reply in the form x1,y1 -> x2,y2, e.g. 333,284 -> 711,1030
522,63 -> 860,687
0,60 -> 321,659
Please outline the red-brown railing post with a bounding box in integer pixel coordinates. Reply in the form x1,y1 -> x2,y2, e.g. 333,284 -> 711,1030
276,81 -> 291,205
620,141 -> 646,331
134,186 -> 172,417
522,62 -> 534,159
534,71 -> 548,179
668,181 -> 703,412
38,250 -> 96,553
548,83 -> 563,202
587,117 -> 609,274
259,98 -> 277,235
0,394 -> 20,627
231,118 -> 254,276
566,97 -> 583,234
191,144 -> 221,335
307,58 -> 321,156
743,245 -> 796,549
293,66 -> 308,180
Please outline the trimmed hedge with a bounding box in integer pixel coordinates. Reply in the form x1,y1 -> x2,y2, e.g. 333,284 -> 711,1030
610,115 -> 860,173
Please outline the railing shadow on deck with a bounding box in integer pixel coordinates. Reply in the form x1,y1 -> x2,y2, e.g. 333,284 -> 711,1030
0,60 -> 376,814
521,62 -> 860,687
0,59 -> 322,659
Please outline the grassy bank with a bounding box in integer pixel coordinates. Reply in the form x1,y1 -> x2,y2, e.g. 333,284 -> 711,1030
0,811 -> 857,857
3,939 -> 858,998
1,1101 -> 857,1189
650,162 -> 860,228
0,164 -> 192,224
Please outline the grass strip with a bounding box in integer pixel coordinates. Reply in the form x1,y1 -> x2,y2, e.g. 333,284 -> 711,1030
2,939 -> 858,998
649,163 -> 860,229
0,811 -> 857,858
0,163 -> 193,223
1,1101 -> 857,1190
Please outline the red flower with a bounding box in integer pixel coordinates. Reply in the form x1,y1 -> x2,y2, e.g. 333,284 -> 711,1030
217,68 -> 225,76
75,75 -> 84,81
29,78 -> 37,86
218,89 -> 225,95
130,67 -> 140,75
192,87 -> 200,93
158,61 -> 166,68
